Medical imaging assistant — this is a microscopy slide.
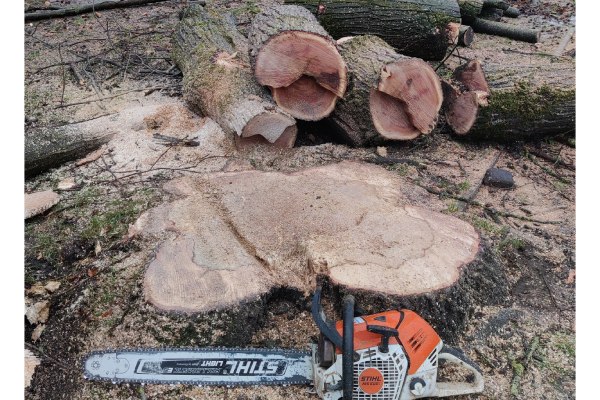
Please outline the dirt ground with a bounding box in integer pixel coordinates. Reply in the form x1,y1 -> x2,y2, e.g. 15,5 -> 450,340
24,1 -> 575,399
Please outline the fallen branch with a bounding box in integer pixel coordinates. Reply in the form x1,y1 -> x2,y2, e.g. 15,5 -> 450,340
25,0 -> 206,22
54,86 -> 178,108
420,185 -> 561,225
457,151 -> 500,212
470,18 -> 540,43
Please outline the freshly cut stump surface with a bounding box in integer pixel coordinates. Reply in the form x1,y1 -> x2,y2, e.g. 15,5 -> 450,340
25,190 -> 60,219
134,162 -> 482,319
249,5 -> 347,120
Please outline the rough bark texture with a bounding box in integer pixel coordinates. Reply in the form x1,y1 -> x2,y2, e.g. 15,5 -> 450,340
285,0 -> 462,60
504,6 -> 520,18
329,36 -> 442,146
248,5 -> 347,120
479,6 -> 504,21
464,59 -> 575,141
172,6 -> 297,145
471,18 -> 540,43
25,125 -> 114,178
457,0 -> 484,22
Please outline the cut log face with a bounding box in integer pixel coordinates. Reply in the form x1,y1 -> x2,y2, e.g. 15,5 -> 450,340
272,75 -> 339,121
172,6 -> 297,147
443,82 -> 480,135
378,60 -> 443,134
369,90 -> 420,140
249,5 -> 347,120
453,59 -> 490,105
329,35 -> 442,145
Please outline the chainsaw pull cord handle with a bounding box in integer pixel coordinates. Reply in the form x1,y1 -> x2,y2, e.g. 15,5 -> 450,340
342,295 -> 355,400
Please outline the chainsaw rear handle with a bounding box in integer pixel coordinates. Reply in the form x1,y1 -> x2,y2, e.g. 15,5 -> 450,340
432,345 -> 484,397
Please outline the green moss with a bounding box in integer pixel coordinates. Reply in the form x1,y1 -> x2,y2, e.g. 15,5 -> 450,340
498,236 -> 526,251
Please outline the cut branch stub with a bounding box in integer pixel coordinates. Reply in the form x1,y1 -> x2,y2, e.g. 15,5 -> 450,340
172,6 -> 297,146
249,5 -> 347,121
330,36 -> 442,146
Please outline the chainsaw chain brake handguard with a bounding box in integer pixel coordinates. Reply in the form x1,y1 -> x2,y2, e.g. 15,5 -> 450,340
311,285 -> 356,400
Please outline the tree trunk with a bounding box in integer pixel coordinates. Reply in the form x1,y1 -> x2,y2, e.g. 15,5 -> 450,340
457,0 -> 484,23
25,125 -> 114,178
172,6 -> 298,146
479,6 -> 504,21
328,36 -> 442,146
470,18 -> 540,43
463,59 -> 575,141
284,0 -> 462,61
248,5 -> 347,121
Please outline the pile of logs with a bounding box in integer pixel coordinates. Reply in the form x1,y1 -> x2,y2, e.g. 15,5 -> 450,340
171,1 -> 574,148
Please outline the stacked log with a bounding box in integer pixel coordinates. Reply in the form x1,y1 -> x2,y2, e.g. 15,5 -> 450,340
285,0 -> 462,61
329,35 -> 443,146
172,6 -> 298,147
248,5 -> 347,121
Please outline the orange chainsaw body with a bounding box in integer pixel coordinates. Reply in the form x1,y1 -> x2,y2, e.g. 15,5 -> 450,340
334,310 -> 441,375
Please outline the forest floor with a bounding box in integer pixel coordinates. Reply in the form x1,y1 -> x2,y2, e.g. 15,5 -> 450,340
24,1 -> 575,399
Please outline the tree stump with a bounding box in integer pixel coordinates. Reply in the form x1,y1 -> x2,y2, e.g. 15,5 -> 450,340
172,6 -> 297,146
285,0 -> 462,61
133,162 -> 508,341
329,36 -> 443,145
248,5 -> 347,121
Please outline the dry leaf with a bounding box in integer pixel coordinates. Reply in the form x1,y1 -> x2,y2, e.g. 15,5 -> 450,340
44,281 -> 61,293
26,285 -> 47,296
87,268 -> 98,277
25,349 -> 41,388
26,301 -> 50,325
101,309 -> 113,318
566,269 -> 575,284
376,146 -> 388,157
95,241 -> 102,256
31,324 -> 46,342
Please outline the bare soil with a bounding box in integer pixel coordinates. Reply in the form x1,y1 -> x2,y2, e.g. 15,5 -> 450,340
24,1 -> 575,399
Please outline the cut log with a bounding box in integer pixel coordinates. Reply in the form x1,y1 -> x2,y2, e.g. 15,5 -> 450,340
483,0 -> 509,10
172,6 -> 297,146
453,59 -> 490,102
328,36 -> 443,146
479,6 -> 504,21
504,6 -> 520,18
458,58 -> 575,141
25,125 -> 115,178
459,25 -> 475,47
470,18 -> 540,43
134,162 -> 508,340
285,0 -> 462,61
442,81 -> 480,135
457,0 -> 484,23
248,5 -> 347,121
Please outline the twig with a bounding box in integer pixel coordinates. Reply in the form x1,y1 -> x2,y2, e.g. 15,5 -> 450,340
153,133 -> 200,147
46,113 -> 117,128
25,342 -> 72,372
510,336 -> 539,396
553,27 -> 575,57
420,185 -> 561,225
54,86 -> 177,108
435,42 -> 460,72
69,62 -> 86,86
527,147 -> 575,171
58,44 -> 66,106
362,156 -> 427,169
458,151 -> 501,212
25,0 -> 205,22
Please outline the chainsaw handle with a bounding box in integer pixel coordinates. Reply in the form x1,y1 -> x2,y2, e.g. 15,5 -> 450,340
342,295 -> 355,400
311,285 -> 343,349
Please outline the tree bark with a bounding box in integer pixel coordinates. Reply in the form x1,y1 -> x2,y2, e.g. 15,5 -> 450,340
172,6 -> 297,146
25,125 -> 114,178
461,59 -> 575,141
470,18 -> 540,43
284,0 -> 462,61
248,5 -> 347,121
479,6 -> 504,21
457,0 -> 484,23
328,36 -> 443,146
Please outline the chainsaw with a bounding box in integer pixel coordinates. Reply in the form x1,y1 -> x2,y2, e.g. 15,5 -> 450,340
84,286 -> 484,399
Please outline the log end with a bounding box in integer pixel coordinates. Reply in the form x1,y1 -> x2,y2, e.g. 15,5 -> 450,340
241,110 -> 298,146
377,59 -> 443,135
369,90 -> 421,141
254,30 -> 347,120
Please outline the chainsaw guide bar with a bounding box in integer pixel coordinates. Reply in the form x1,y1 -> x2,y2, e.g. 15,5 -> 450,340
83,347 -> 313,386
